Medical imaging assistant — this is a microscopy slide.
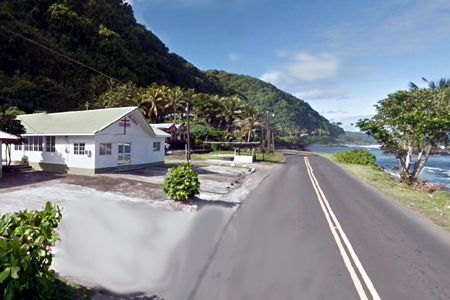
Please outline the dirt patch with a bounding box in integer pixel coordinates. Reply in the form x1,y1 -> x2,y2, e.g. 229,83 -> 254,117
0,162 -> 274,213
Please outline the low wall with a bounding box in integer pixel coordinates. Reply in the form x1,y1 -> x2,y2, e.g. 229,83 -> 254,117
233,155 -> 255,163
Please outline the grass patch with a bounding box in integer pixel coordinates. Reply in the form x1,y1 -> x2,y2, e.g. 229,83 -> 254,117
319,152 -> 450,231
191,150 -> 234,160
52,278 -> 95,300
255,152 -> 284,164
192,150 -> 284,164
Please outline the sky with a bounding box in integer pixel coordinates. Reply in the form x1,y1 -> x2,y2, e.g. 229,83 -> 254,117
126,0 -> 450,131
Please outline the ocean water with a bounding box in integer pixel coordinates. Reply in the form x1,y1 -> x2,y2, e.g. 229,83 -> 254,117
304,144 -> 450,188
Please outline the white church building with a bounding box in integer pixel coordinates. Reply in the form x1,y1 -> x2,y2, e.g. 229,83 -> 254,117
5,107 -> 169,175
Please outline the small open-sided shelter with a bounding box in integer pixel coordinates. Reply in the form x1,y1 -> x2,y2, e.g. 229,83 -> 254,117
5,107 -> 169,175
0,130 -> 19,178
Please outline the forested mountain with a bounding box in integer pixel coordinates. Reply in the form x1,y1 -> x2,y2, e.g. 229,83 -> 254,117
0,0 -> 216,113
204,70 -> 344,137
0,0 -> 342,137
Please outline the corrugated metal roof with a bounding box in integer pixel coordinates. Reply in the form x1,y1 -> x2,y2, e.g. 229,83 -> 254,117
0,130 -> 19,141
152,127 -> 171,137
18,107 -> 138,135
151,123 -> 176,129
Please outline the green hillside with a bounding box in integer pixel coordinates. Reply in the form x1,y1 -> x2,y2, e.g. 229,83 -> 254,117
0,0 -> 342,137
204,70 -> 344,137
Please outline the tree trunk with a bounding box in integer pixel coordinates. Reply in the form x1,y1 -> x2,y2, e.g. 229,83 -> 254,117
413,144 -> 432,179
6,144 -> 11,166
247,124 -> 253,142
404,143 -> 414,173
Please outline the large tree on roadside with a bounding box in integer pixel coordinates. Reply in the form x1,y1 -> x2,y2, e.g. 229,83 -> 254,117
357,88 -> 450,184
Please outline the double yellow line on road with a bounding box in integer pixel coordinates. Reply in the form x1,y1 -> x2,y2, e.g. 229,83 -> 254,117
304,156 -> 381,300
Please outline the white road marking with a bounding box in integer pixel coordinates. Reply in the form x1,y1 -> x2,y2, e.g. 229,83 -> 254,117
304,156 -> 381,300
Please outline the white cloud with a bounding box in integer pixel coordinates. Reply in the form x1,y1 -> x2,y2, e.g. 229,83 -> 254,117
320,110 -> 348,114
178,0 -> 217,5
259,70 -> 290,87
259,51 -> 340,88
228,53 -> 240,62
294,88 -> 345,100
286,52 -> 339,82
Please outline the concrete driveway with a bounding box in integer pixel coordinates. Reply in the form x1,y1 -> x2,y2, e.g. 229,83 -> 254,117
0,163 -> 268,213
0,161 -> 275,299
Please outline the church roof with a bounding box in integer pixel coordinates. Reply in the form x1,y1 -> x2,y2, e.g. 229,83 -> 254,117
17,107 -> 169,137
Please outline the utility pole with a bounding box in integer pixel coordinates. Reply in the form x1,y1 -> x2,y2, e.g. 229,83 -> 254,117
266,110 -> 270,155
186,102 -> 191,162
261,124 -> 264,161
272,131 -> 275,154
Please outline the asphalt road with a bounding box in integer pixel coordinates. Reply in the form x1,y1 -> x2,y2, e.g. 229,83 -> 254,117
188,152 -> 450,300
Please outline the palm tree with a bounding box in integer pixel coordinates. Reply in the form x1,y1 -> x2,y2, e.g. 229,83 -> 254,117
139,83 -> 164,121
218,95 -> 244,131
409,77 -> 450,102
166,86 -> 185,122
409,77 -> 450,90
233,104 -> 261,142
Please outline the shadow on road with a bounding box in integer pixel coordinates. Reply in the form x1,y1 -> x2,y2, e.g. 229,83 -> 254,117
196,198 -> 240,210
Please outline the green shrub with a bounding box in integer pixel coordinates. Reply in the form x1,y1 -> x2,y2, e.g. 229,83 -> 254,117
161,162 -> 200,201
333,149 -> 377,166
0,202 -> 62,300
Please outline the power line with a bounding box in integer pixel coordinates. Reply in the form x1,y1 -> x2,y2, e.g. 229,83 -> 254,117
0,26 -> 128,86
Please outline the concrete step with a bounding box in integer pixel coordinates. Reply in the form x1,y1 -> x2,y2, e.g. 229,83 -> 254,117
115,165 -> 145,172
3,164 -> 33,173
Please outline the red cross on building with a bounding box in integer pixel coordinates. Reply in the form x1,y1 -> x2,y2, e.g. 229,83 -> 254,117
120,118 -> 129,134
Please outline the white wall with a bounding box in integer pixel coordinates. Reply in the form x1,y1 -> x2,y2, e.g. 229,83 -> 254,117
0,141 -> 3,178
95,110 -> 165,169
7,135 -> 95,170
64,136 -> 95,170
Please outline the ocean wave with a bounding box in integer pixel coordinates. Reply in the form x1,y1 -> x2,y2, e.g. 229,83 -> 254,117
424,166 -> 450,176
344,144 -> 381,149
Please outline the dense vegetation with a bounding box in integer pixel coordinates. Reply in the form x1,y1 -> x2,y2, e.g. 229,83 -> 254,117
0,0 -> 342,142
333,149 -> 377,166
337,131 -> 377,145
204,71 -> 344,138
0,202 -> 62,300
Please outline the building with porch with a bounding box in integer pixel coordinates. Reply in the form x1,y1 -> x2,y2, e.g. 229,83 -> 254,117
151,123 -> 186,149
5,107 -> 169,175
0,130 -> 19,178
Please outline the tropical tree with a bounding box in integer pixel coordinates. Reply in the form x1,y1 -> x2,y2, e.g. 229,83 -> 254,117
357,88 -> 450,184
218,95 -> 244,131
409,77 -> 450,98
139,83 -> 164,121
233,103 -> 261,142
166,86 -> 185,122
191,93 -> 221,126
97,80 -> 138,108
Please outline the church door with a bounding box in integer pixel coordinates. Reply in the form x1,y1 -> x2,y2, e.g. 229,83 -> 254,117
118,143 -> 131,165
